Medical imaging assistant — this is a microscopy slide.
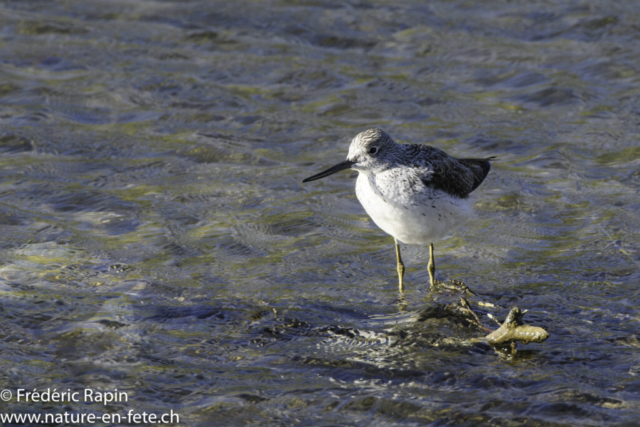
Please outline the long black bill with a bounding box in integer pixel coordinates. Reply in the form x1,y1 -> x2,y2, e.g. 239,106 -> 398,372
302,160 -> 355,183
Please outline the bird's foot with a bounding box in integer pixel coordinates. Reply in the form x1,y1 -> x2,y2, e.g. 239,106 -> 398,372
430,279 -> 477,296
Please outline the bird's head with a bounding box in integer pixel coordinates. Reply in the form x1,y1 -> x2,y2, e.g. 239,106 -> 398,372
346,128 -> 398,173
302,128 -> 398,183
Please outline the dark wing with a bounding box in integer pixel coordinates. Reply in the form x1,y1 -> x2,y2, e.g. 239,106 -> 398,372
407,145 -> 494,198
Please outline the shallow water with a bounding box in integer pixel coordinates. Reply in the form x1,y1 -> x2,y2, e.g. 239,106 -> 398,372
0,0 -> 639,425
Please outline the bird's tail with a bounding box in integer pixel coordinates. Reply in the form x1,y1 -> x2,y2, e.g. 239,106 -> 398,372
460,156 -> 496,193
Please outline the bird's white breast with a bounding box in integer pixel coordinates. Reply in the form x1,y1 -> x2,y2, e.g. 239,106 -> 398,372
354,169 -> 474,245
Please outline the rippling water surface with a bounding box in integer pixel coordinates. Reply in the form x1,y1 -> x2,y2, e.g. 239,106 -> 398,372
1,0 -> 639,425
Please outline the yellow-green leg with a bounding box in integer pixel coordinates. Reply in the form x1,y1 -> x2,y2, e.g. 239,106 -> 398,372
395,238 -> 405,293
428,243 -> 436,290
426,243 -> 475,295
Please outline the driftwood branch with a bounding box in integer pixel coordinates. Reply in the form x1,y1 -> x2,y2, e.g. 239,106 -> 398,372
423,282 -> 550,355
485,307 -> 549,345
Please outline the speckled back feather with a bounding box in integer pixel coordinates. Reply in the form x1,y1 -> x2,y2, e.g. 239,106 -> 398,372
402,144 -> 494,199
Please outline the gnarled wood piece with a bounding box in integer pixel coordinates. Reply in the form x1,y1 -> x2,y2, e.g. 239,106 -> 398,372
485,307 -> 549,345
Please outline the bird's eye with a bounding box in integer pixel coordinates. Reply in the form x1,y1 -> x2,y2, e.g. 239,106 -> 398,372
368,147 -> 379,155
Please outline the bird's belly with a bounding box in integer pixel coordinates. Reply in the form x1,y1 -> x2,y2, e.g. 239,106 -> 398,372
355,174 -> 474,245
